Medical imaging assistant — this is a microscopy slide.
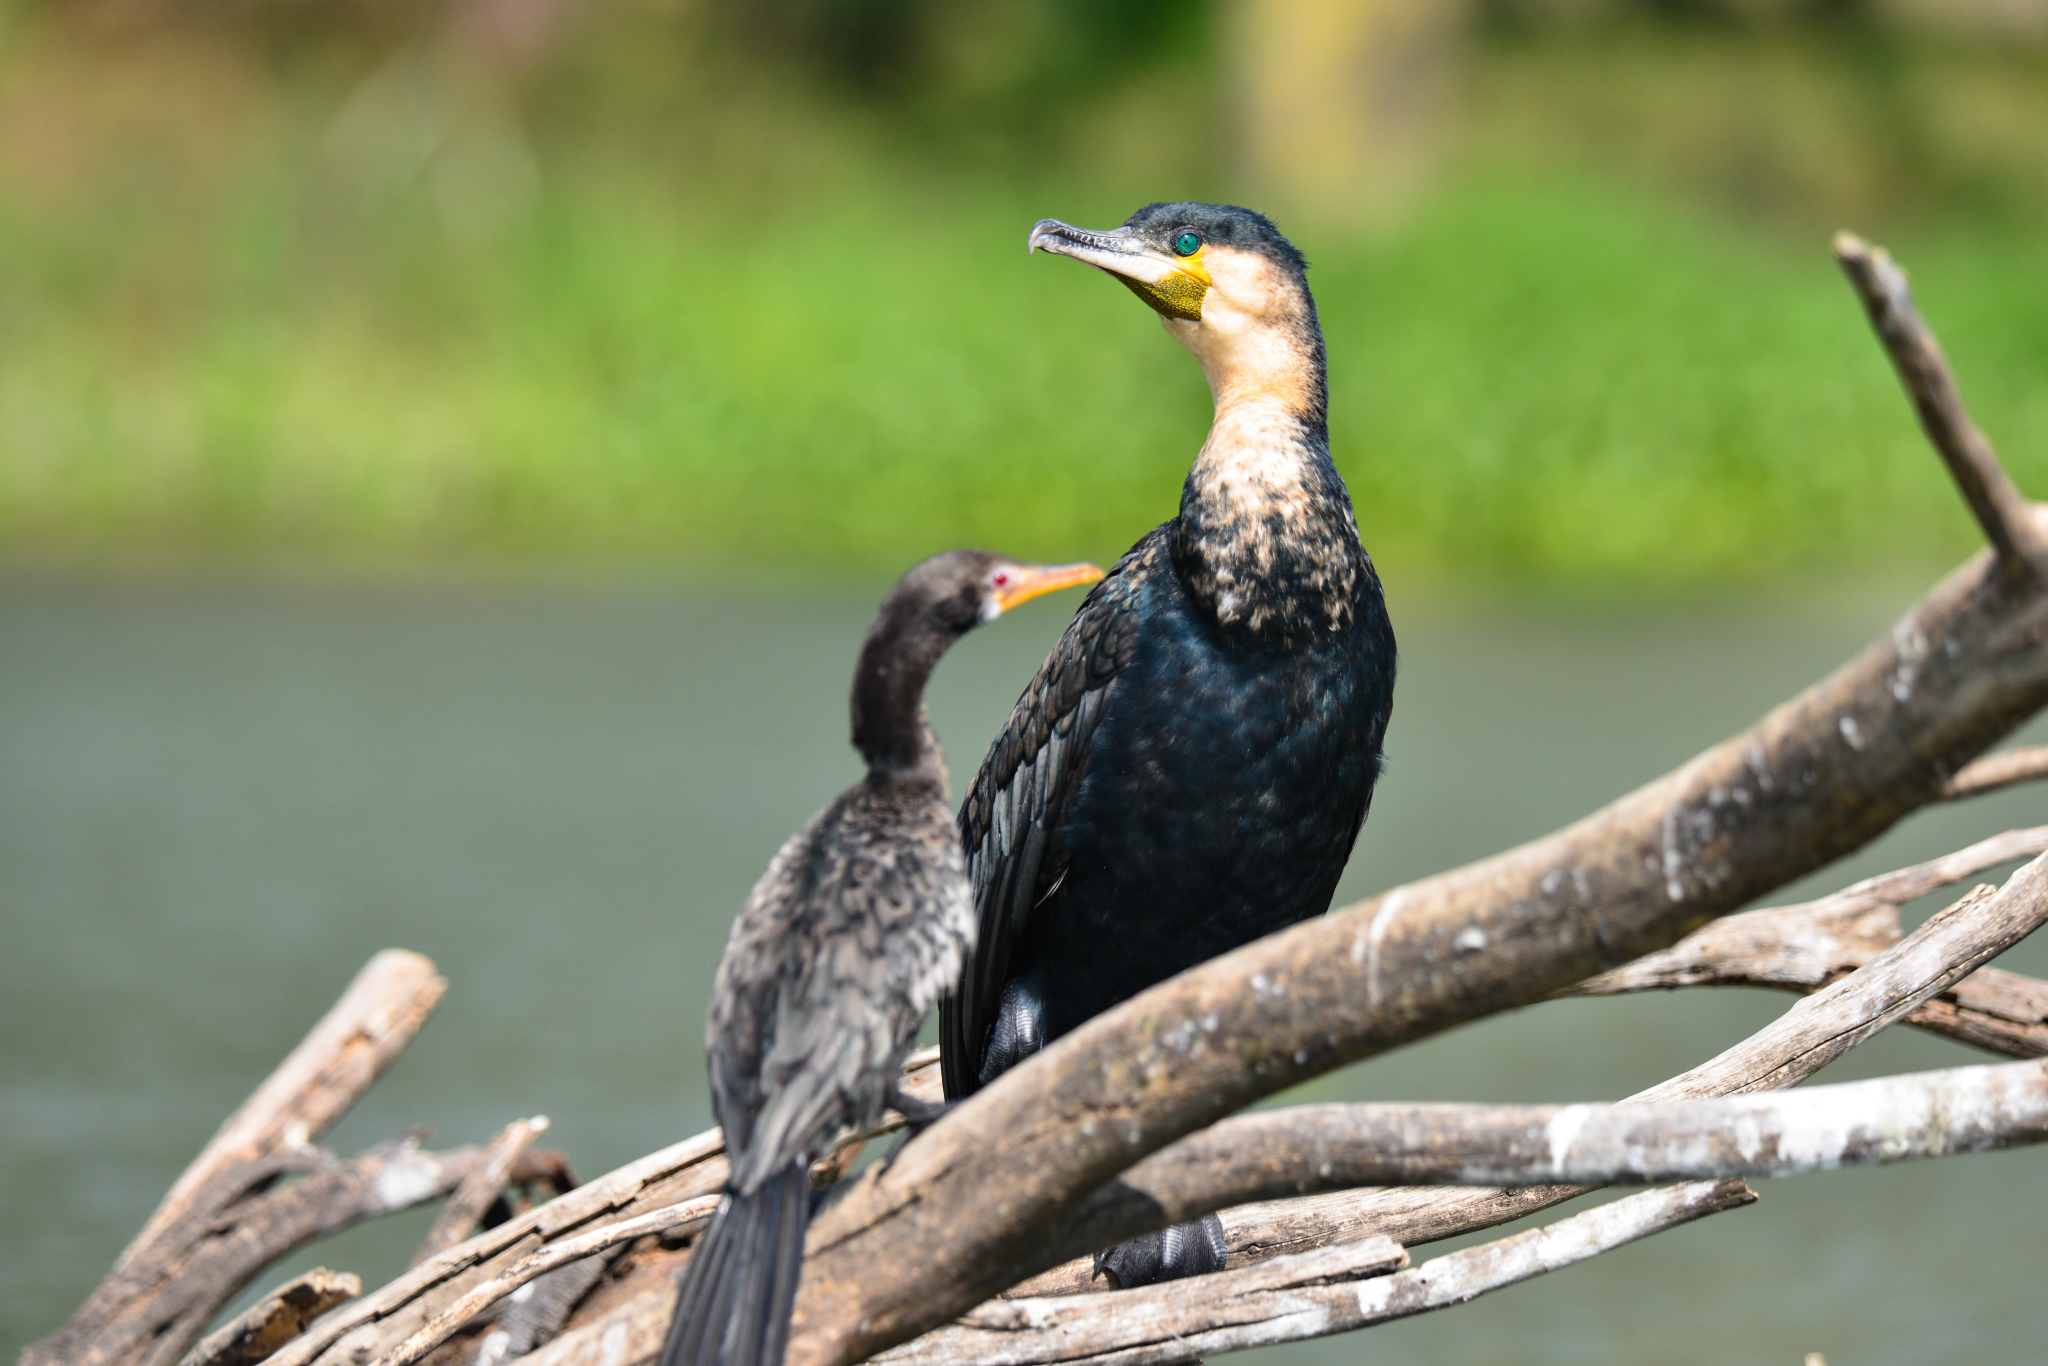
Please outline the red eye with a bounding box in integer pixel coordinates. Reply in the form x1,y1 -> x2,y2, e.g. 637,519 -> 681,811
992,571 -> 1010,588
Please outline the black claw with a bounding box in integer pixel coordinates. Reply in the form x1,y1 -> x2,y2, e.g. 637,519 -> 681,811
1093,1213 -> 1228,1289
887,1083 -> 955,1136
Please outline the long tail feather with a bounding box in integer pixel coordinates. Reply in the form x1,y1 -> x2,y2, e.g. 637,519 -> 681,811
660,1162 -> 812,1366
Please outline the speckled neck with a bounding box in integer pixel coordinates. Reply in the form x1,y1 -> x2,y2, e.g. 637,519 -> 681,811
1172,379 -> 1363,647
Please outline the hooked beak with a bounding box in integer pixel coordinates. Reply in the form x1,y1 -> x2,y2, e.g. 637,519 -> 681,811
1028,218 -> 1210,322
995,560 -> 1105,614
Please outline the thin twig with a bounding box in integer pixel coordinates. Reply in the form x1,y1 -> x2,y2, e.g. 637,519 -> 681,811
1944,745 -> 2048,800
1832,232 -> 2048,569
1567,826 -> 2048,1059
367,1197 -> 721,1366
415,1116 -> 549,1266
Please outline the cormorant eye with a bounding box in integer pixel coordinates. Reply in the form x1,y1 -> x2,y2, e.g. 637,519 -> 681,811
991,570 -> 1011,589
1173,232 -> 1201,257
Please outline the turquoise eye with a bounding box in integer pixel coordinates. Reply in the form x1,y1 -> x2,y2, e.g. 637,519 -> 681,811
1174,232 -> 1201,257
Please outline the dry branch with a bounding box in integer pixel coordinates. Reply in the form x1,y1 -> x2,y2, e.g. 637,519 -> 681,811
1943,744 -> 2048,800
257,1052 -> 943,1366
875,1182 -> 1755,1366
416,1117 -> 550,1266
997,851 -> 2048,1285
1832,233 -> 2048,570
131,951 -> 445,1264
30,1135 -> 516,1366
513,1237 -> 1409,1366
1570,825 -> 2048,1057
1083,1054 -> 2048,1193
25,952 -> 448,1366
179,1270 -> 360,1366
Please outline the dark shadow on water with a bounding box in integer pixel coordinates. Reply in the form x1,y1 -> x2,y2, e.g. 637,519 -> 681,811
2,577 -> 2043,1360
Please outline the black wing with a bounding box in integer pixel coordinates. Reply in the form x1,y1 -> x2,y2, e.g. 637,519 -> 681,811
937,529 -> 1158,1097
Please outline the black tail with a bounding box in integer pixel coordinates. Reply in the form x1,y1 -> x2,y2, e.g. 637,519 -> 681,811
659,1162 -> 812,1366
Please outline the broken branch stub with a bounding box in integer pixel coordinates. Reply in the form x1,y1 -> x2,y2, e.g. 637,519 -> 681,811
1832,232 -> 2048,572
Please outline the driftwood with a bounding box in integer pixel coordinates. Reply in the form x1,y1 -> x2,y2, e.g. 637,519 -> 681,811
872,1182 -> 1757,1366
940,841 -> 2048,1299
1087,1053 -> 2048,1191
27,233 -> 2048,1366
1943,743 -> 2048,799
1569,825 -> 2048,1057
180,1271 -> 360,1366
26,953 -> 448,1366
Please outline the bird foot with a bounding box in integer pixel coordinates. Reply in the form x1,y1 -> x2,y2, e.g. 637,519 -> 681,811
887,1083 -> 955,1137
1092,1213 -> 1228,1289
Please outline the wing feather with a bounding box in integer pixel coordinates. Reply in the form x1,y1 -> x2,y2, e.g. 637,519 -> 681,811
938,529 -> 1160,1097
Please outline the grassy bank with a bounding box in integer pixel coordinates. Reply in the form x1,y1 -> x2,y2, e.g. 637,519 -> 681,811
2,12 -> 2045,589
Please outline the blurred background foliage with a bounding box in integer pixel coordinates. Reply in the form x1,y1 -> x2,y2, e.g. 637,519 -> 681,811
2,0 -> 2047,590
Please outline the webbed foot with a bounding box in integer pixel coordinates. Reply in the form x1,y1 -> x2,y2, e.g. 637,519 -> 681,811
1092,1212 -> 1228,1288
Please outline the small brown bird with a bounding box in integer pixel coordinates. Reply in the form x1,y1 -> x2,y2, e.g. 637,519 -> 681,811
660,549 -> 1102,1366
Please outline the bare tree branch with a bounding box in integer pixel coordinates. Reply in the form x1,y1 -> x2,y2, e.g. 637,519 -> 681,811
994,852 -> 2048,1283
1832,232 -> 2048,570
259,1051 -> 943,1366
128,951 -> 446,1265
873,1183 -> 1757,1366
508,1237 -> 1410,1366
1570,826 -> 2048,1058
415,1117 -> 550,1266
369,1197 -> 721,1366
1080,1054 -> 2048,1196
1943,744 -> 2048,800
178,1270 -> 360,1366
27,1135 -> 513,1366
24,952 -> 448,1366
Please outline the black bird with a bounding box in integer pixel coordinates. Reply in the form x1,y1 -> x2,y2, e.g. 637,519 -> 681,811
660,549 -> 1103,1366
937,203 -> 1396,1286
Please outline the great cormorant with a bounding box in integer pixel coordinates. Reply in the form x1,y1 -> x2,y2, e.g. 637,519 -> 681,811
937,203 -> 1396,1286
660,549 -> 1103,1366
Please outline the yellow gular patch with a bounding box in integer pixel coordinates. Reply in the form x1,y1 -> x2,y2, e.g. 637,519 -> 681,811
1115,249 -> 1212,322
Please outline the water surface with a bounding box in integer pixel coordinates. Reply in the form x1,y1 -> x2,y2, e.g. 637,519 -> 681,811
3,578 -> 2043,1362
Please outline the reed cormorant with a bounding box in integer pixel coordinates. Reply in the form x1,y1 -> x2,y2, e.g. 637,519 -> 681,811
938,203 -> 1396,1286
660,549 -> 1103,1366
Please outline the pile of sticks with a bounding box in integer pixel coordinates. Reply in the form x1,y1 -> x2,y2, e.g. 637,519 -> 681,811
26,232 -> 2048,1366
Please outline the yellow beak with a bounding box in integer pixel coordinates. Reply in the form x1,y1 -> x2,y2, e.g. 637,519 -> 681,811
995,561 -> 1105,613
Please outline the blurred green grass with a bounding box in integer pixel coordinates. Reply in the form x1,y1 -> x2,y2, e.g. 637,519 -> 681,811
2,8 -> 2045,589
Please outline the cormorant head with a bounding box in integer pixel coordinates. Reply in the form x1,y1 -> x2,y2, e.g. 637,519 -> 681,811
883,550 -> 1104,642
1028,203 -> 1320,409
853,550 -> 1102,775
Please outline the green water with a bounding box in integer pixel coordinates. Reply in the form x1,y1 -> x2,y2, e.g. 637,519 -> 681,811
4,577 -> 2045,1363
